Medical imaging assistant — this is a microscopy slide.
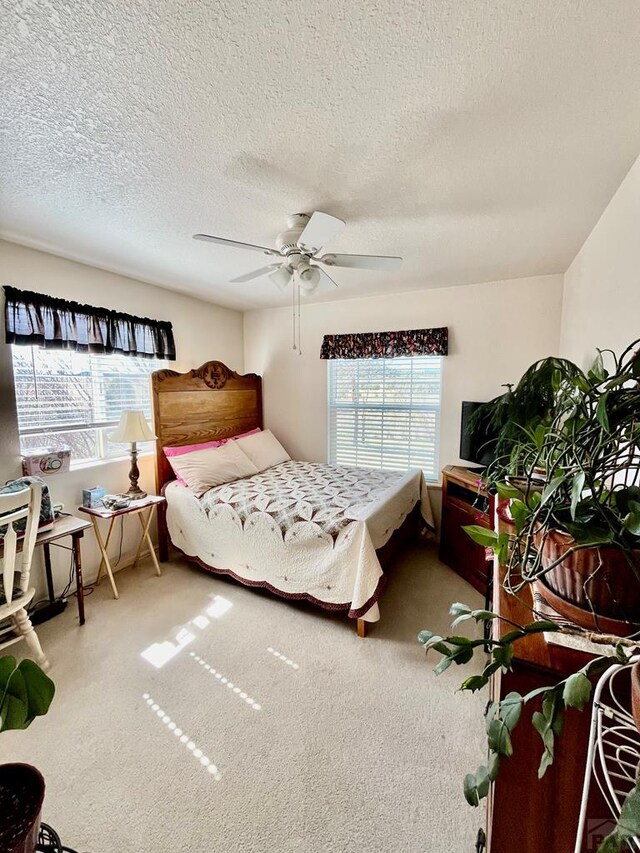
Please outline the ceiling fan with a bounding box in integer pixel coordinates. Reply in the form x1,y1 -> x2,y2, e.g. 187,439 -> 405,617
193,211 -> 402,294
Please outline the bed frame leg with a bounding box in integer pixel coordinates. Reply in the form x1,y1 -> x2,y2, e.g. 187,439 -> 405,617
357,619 -> 368,638
157,501 -> 169,563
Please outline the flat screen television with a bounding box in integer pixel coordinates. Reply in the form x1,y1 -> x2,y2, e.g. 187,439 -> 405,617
459,400 -> 501,468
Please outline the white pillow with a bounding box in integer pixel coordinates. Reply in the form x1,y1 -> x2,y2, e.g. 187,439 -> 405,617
168,441 -> 258,498
234,429 -> 290,473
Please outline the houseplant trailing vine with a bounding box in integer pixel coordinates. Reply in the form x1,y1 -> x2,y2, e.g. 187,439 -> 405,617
420,340 -> 640,852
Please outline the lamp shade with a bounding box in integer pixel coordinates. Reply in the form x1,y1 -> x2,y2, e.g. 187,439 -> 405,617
109,410 -> 156,444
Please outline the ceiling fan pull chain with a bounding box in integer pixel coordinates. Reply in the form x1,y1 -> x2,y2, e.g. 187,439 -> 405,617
297,279 -> 302,356
292,274 -> 297,351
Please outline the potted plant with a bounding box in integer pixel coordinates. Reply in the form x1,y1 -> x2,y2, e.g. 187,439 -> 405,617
466,355 -> 584,479
0,655 -> 55,853
420,340 -> 640,853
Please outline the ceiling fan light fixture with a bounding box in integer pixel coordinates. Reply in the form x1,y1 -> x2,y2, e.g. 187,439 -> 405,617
298,265 -> 321,293
269,265 -> 293,290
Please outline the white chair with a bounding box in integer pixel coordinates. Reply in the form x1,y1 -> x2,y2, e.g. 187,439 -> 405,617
0,482 -> 49,670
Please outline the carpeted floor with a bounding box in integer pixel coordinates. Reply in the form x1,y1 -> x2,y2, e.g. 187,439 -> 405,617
2,544 -> 487,853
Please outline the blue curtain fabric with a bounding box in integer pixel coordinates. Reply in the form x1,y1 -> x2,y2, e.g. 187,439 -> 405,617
3,286 -> 176,360
320,327 -> 448,359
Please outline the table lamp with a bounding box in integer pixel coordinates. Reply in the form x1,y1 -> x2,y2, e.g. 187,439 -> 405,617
109,410 -> 157,500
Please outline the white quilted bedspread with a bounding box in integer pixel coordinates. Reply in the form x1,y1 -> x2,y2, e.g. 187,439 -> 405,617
165,461 -> 428,621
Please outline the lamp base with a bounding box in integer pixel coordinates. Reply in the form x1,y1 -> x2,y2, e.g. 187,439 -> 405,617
126,443 -> 147,500
126,486 -> 148,501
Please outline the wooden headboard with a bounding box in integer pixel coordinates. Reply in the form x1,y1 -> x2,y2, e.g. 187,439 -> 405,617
151,360 -> 263,494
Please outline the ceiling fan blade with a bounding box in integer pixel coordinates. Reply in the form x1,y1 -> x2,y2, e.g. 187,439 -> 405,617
316,267 -> 339,289
193,233 -> 278,256
230,264 -> 280,283
297,212 -> 345,254
317,253 -> 402,272
269,265 -> 293,291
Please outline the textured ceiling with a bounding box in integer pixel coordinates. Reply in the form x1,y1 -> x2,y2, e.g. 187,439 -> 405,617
2,1 -> 640,311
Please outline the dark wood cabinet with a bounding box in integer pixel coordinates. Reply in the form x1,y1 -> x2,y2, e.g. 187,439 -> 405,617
439,465 -> 491,594
439,465 -> 609,850
486,561 -> 608,852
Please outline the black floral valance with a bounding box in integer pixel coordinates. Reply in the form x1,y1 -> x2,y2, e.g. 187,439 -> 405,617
3,286 -> 176,361
320,327 -> 448,359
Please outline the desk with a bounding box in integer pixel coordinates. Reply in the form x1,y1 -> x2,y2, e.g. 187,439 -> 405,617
37,515 -> 92,625
78,495 -> 165,600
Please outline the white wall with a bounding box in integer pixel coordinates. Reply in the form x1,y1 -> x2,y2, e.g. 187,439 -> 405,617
243,274 -> 564,483
0,240 -> 243,598
561,152 -> 640,368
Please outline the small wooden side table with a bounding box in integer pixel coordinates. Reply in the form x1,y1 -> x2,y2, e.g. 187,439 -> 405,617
1,514 -> 92,625
39,515 -> 92,625
78,495 -> 166,600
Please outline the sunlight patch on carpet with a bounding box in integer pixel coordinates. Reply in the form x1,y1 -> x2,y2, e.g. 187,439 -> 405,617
189,651 -> 262,710
142,692 -> 222,780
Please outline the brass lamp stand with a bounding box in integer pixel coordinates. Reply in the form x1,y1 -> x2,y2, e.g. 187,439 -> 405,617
109,411 -> 157,500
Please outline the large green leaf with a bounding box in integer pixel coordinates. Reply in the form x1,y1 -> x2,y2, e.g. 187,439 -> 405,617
0,656 -> 54,733
522,621 -> 561,635
417,632 -> 452,657
596,392 -> 610,431
598,836 -> 623,853
493,644 -> 514,671
541,474 -> 565,506
616,487 -> 640,516
500,693 -> 523,732
18,660 -> 54,723
471,609 -> 498,622
460,674 -> 489,693
612,781 -> 640,840
496,482 -> 522,500
449,603 -> 472,618
597,781 -> 640,852
510,499 -> 528,534
0,656 -> 17,690
488,719 -> 513,757
0,664 -> 28,731
564,521 -> 614,545
463,773 -> 481,807
462,525 -> 499,548
623,500 -> 640,536
570,472 -> 586,521
589,351 -> 607,382
562,671 -> 592,711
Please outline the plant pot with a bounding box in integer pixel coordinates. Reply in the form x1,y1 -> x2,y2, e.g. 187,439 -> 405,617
505,474 -> 545,502
536,528 -> 640,635
0,764 -> 45,853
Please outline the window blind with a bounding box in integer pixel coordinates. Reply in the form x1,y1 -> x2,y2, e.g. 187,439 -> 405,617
327,355 -> 442,481
11,345 -> 164,464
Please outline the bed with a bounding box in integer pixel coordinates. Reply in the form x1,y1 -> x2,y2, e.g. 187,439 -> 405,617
152,360 -> 429,635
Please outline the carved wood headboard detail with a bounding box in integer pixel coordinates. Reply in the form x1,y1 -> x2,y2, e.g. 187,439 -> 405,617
151,360 -> 263,494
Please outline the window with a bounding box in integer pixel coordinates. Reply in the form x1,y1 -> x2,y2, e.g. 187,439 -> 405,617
11,345 -> 164,466
327,355 -> 442,481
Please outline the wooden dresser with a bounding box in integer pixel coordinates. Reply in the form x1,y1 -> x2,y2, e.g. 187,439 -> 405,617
486,560 -> 609,852
439,465 -> 492,594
